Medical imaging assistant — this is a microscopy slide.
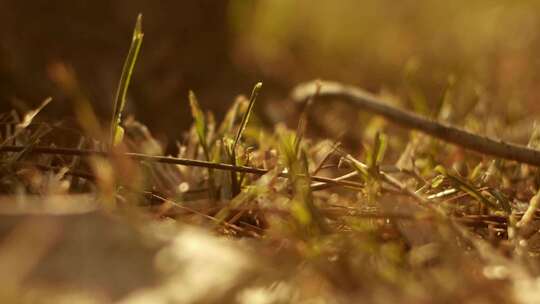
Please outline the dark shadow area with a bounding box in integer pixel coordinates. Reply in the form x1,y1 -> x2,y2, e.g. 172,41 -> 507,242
0,1 -> 260,140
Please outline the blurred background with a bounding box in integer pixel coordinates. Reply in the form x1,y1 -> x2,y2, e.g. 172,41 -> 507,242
1,0 -> 540,143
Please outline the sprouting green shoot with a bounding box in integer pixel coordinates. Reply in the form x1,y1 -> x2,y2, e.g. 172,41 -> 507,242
110,14 -> 144,148
233,82 -> 262,151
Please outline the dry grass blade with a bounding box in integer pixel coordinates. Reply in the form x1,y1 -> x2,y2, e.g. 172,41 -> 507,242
0,98 -> 52,147
517,190 -> 540,230
435,166 -> 500,211
16,97 -> 52,130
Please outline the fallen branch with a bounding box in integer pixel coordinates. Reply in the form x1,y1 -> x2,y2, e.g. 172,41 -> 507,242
292,80 -> 540,167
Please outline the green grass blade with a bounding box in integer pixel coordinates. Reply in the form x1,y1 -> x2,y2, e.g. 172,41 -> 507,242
233,82 -> 262,151
227,82 -> 262,197
189,90 -> 208,154
110,14 -> 144,147
189,90 -> 218,200
294,81 -> 319,156
370,132 -> 388,169
224,139 -> 241,196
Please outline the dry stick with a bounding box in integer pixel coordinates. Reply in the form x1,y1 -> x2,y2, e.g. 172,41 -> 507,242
0,145 -> 363,189
292,80 -> 540,167
311,171 -> 358,191
144,191 -> 255,235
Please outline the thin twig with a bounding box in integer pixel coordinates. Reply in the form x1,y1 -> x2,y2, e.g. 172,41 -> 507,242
292,80 -> 540,167
0,145 -> 363,189
311,171 -> 358,191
